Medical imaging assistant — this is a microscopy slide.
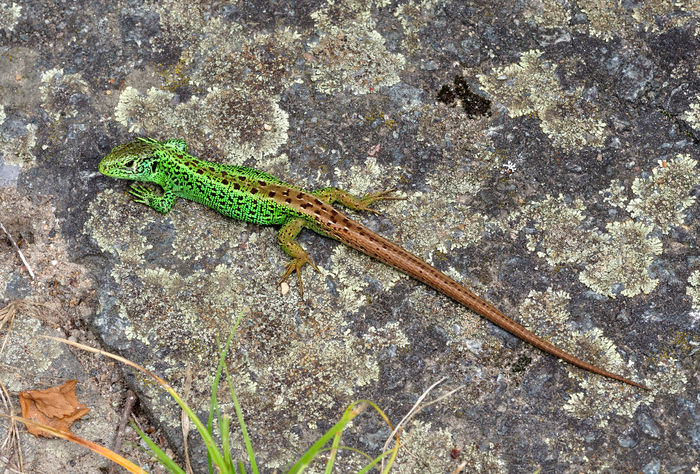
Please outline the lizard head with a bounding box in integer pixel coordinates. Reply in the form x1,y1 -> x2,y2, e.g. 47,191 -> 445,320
99,137 -> 163,181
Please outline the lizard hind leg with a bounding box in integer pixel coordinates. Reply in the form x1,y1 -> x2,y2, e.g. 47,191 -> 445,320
277,217 -> 320,298
313,187 -> 403,214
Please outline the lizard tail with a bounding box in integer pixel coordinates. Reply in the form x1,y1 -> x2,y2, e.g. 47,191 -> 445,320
328,220 -> 649,390
443,283 -> 650,390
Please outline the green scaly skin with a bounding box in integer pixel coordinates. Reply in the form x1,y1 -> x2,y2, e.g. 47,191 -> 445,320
98,137 -> 649,390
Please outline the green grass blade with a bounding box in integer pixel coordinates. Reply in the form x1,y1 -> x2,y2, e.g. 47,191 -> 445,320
163,379 -> 227,469
357,450 -> 396,474
208,323 -> 239,474
224,362 -> 258,473
287,400 -> 369,473
317,445 -> 374,463
352,399 -> 400,473
130,420 -> 185,474
221,414 -> 233,471
323,430 -> 342,474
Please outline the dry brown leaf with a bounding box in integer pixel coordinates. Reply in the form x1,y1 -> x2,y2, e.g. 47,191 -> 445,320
19,379 -> 90,438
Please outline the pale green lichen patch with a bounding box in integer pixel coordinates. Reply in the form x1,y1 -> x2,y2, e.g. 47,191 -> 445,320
478,50 -> 557,118
627,155 -> 700,232
518,290 -> 656,423
205,87 -> 290,160
519,287 -> 573,330
124,264 -> 246,355
334,155 -> 401,197
115,4 -> 303,161
522,0 -> 570,29
0,2 -> 21,33
365,321 -> 409,347
600,179 -> 628,209
631,0 -> 675,32
114,87 -> 189,136
405,170 -> 490,254
581,156 -> 698,298
156,3 -> 302,94
686,270 -> 700,309
395,420 -> 454,473
40,68 -> 91,121
631,0 -> 699,34
445,442 -> 506,472
579,0 -> 695,39
517,289 -> 641,386
327,245 -> 404,313
398,105 -> 497,259
515,156 -> 692,299
189,24 -> 302,93
416,104 -> 500,197
168,199 -> 249,261
579,220 -> 662,298
84,189 -> 151,263
539,109 -> 607,151
515,194 -> 595,267
308,2 -> 405,95
242,283 -> 408,430
265,333 -> 373,413
478,50 -> 608,151
114,85 -> 289,161
578,0 -> 632,41
235,302 -> 408,426
395,420 -> 506,472
394,0 -> 447,54
564,349 -> 685,427
682,95 -> 700,131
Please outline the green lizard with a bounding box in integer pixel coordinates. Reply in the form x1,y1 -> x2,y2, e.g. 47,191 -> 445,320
99,137 -> 649,390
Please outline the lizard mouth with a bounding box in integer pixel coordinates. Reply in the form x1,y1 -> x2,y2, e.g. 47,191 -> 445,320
98,157 -> 115,176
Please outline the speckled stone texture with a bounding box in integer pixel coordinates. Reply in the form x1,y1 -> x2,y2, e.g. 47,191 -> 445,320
1,1 -> 698,472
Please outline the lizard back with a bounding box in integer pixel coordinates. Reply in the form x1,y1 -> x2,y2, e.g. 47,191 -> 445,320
159,150 -> 302,226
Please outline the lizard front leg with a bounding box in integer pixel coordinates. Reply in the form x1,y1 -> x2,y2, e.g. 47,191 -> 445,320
277,217 -> 320,297
129,183 -> 177,214
312,187 -> 402,214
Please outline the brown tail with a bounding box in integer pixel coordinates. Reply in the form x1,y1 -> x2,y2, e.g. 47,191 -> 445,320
330,219 -> 649,390
448,284 -> 650,390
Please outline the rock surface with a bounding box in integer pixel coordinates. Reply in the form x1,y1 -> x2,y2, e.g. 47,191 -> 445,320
1,1 -> 698,472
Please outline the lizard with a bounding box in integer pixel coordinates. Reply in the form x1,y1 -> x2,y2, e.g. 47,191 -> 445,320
98,137 -> 649,390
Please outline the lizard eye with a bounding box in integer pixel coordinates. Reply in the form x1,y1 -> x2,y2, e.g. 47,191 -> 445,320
123,159 -> 135,168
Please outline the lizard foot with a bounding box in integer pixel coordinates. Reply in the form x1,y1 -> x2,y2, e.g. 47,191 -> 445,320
357,189 -> 405,214
128,184 -> 156,205
279,255 -> 320,298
